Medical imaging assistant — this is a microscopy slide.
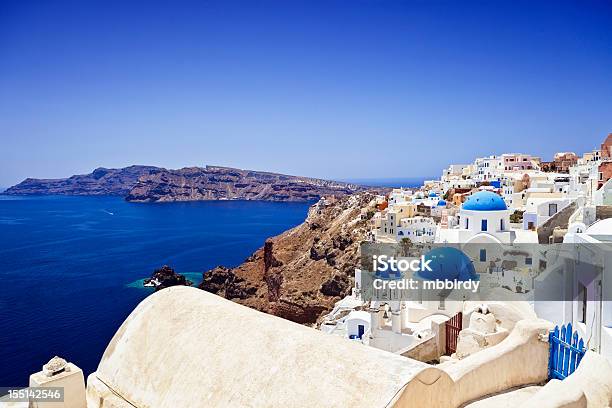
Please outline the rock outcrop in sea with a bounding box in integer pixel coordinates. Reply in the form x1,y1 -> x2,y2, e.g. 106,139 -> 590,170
199,193 -> 376,325
144,265 -> 192,291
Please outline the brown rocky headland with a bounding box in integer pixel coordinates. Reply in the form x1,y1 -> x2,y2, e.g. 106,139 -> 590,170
199,193 -> 376,325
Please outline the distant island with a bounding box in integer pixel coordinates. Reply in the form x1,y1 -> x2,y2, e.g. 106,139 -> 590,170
3,165 -> 370,202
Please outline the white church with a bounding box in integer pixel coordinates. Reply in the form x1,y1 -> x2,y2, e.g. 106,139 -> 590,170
436,190 -> 538,245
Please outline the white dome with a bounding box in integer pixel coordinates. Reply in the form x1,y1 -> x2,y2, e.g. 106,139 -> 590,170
585,218 -> 612,236
88,287 -> 450,408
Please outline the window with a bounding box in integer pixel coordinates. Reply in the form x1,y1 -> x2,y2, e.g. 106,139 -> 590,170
525,257 -> 532,265
578,283 -> 587,323
466,218 -> 469,229
500,219 -> 504,230
480,249 -> 487,262
548,203 -> 558,216
481,219 -> 488,232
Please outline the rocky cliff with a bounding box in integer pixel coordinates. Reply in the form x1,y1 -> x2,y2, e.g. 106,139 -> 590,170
5,164 -> 367,202
199,193 -> 376,325
124,165 -> 366,202
4,165 -> 161,196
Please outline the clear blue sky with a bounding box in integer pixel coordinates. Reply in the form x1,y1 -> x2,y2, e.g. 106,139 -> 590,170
1,0 -> 611,186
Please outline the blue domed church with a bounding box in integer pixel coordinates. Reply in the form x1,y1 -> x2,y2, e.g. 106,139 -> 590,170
436,190 -> 537,245
414,247 -> 479,282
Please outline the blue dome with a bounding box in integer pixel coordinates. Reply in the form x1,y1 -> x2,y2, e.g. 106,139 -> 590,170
462,191 -> 507,211
428,191 -> 438,198
414,247 -> 478,282
437,200 -> 447,207
375,267 -> 404,280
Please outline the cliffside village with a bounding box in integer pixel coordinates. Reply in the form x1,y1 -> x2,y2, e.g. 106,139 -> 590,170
371,134 -> 612,246
316,133 -> 612,406
4,135 -> 612,408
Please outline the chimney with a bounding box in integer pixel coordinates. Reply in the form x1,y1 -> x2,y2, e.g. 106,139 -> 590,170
29,356 -> 86,408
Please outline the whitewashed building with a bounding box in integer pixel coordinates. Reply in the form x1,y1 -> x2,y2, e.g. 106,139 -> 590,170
397,216 -> 437,243
535,219 -> 612,361
522,197 -> 575,230
436,190 -> 537,245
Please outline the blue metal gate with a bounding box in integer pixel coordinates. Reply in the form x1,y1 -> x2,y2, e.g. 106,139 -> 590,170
548,323 -> 586,380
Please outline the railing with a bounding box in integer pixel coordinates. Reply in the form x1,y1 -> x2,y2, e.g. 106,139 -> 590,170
548,323 -> 586,380
445,312 -> 462,355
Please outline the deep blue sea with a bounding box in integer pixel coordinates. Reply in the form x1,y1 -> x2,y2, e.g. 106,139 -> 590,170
0,195 -> 310,386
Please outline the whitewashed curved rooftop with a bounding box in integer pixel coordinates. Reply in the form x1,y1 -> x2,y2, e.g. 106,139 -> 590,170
585,218 -> 612,236
90,286 -> 450,408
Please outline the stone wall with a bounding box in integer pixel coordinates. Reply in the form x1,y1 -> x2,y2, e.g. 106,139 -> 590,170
596,205 -> 612,221
440,319 -> 553,407
537,202 -> 576,244
398,334 -> 440,363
